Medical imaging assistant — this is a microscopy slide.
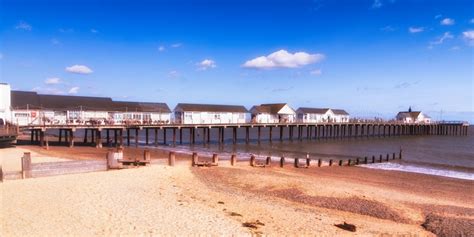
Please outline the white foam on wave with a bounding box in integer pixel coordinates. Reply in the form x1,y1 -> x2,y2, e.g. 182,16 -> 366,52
360,163 -> 474,181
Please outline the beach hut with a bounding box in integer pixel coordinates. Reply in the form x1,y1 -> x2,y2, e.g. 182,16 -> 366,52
173,103 -> 248,124
296,108 -> 350,123
250,103 -> 296,123
331,109 -> 350,123
112,101 -> 171,125
396,107 -> 431,124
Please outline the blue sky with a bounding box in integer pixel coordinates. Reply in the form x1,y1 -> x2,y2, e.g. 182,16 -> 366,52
1,0 -> 473,122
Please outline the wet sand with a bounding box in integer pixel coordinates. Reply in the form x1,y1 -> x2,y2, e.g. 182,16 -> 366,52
1,145 -> 473,236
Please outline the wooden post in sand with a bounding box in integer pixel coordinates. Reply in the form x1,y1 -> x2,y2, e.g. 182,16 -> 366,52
212,153 -> 219,165
294,158 -> 299,168
231,154 -> 237,166
338,160 -> 343,166
386,154 -> 389,162
372,156 -> 375,163
347,159 -> 351,166
356,158 -> 360,165
379,155 -> 383,163
329,159 -> 333,166
0,165 -> 4,182
318,159 -> 322,167
266,156 -> 271,166
364,157 -> 368,164
399,149 -> 403,159
250,155 -> 256,167
280,157 -> 285,167
143,149 -> 151,162
168,152 -> 175,166
392,153 -> 396,160
306,158 -> 311,167
192,152 -> 198,167
21,152 -> 32,179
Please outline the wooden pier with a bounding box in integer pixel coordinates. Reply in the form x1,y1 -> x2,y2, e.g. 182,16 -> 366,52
21,121 -> 469,148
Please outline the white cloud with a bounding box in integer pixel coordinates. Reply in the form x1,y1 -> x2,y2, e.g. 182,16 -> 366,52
197,59 -> 217,70
372,0 -> 382,8
462,30 -> 474,46
471,19 -> 474,24
16,21 -> 32,31
68,87 -> 80,94
428,32 -> 454,48
171,43 -> 182,48
168,70 -> 180,78
380,25 -> 396,32
45,77 -> 61,84
51,38 -> 60,45
158,46 -> 165,52
65,65 -> 93,74
434,14 -> 442,19
440,18 -> 455,26
91,29 -> 98,33
243,49 -> 325,69
409,27 -> 424,33
310,69 -> 322,76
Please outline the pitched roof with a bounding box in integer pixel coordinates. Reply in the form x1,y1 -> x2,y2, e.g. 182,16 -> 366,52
175,103 -> 248,113
113,101 -> 171,113
297,107 -> 330,114
331,109 -> 350,115
396,111 -> 421,119
251,103 -> 295,114
10,90 -> 170,113
10,91 -> 42,109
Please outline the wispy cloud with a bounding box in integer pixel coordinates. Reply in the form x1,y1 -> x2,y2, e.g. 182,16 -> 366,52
44,77 -> 61,85
168,70 -> 180,78
408,27 -> 424,33
428,32 -> 454,48
0,53 -> 3,60
380,25 -> 396,32
462,30 -> 474,46
59,28 -> 74,33
470,19 -> 474,24
68,87 -> 80,94
310,69 -> 322,76
434,14 -> 443,19
65,65 -> 93,74
372,0 -> 382,8
440,18 -> 455,26
90,29 -> 98,33
197,59 -> 217,70
272,86 -> 294,92
16,21 -> 32,31
51,38 -> 60,45
171,43 -> 182,48
158,46 -> 165,52
394,81 -> 419,89
243,50 -> 325,69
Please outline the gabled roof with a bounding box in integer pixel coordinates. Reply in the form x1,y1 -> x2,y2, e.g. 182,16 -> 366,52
251,103 -> 294,114
297,107 -> 330,114
113,101 -> 171,113
396,111 -> 421,119
10,90 -> 171,113
332,109 -> 350,115
174,103 -> 248,113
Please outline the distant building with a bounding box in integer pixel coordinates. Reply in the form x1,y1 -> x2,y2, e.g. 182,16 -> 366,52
396,107 -> 431,124
10,90 -> 171,126
174,103 -> 248,124
0,83 -> 11,125
250,103 -> 296,123
296,108 -> 350,123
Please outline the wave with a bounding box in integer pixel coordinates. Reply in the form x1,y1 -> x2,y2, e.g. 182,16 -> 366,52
360,162 -> 474,181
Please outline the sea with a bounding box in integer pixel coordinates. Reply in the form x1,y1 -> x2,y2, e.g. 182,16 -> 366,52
140,125 -> 474,181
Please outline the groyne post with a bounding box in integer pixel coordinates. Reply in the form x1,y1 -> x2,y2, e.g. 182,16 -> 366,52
143,149 -> 151,162
294,158 -> 299,168
212,153 -> 219,165
356,158 -> 360,165
338,160 -> 343,166
231,154 -> 237,166
250,155 -> 256,167
280,157 -> 285,167
266,156 -> 271,166
347,159 -> 351,166
329,159 -> 333,166
192,152 -> 198,167
364,157 -> 368,164
379,155 -> 383,163
318,159 -> 322,167
372,156 -> 375,163
306,158 -> 311,167
21,152 -> 32,179
168,151 -> 175,166
399,148 -> 403,159
386,154 -> 389,161
392,153 -> 396,160
0,165 -> 3,182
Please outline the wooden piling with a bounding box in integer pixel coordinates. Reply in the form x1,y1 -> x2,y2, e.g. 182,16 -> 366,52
386,154 -> 389,161
192,152 -> 198,167
250,155 -> 256,167
0,165 -> 3,182
392,153 -> 396,160
356,158 -> 360,165
379,155 -> 383,163
143,149 -> 151,162
306,158 -> 311,167
372,156 -> 375,163
318,159 -> 322,167
168,151 -> 175,166
266,156 -> 271,166
364,157 -> 368,164
399,148 -> 403,159
280,157 -> 285,167
212,153 -> 219,165
21,152 -> 32,179
231,154 -> 237,166
329,159 -> 333,166
294,158 -> 299,168
347,159 -> 351,166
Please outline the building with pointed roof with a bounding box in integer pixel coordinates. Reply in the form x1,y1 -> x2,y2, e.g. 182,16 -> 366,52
174,103 -> 248,124
296,107 -> 350,123
250,103 -> 296,123
396,108 -> 431,124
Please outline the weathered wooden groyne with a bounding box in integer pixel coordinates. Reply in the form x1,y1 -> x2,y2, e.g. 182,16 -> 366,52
22,121 -> 469,148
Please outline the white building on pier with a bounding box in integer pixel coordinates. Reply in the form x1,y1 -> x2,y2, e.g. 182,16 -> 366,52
173,103 -> 249,124
250,103 -> 296,123
396,107 -> 431,124
296,107 -> 350,123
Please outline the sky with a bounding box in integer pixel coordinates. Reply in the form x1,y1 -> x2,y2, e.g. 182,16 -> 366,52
0,0 -> 473,122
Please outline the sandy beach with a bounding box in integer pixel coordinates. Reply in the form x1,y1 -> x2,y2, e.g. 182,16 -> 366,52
1,145 -> 473,236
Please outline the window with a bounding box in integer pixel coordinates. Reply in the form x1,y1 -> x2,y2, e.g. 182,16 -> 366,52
15,113 -> 29,117
214,114 -> 220,119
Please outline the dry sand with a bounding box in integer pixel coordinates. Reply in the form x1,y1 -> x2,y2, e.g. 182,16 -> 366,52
1,145 -> 473,236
